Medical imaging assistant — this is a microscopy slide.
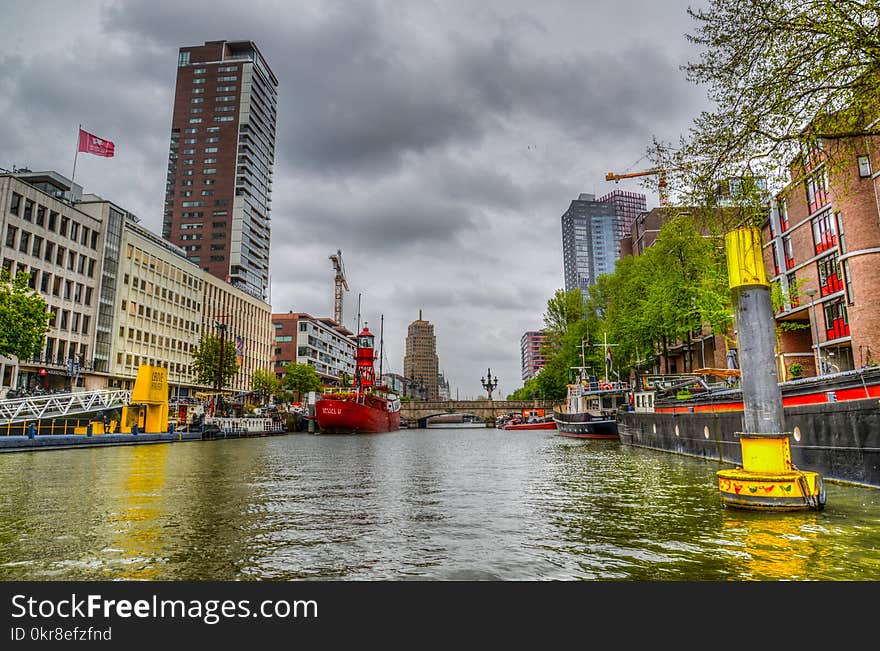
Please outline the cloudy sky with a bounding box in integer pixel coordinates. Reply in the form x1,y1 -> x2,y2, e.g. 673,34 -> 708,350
0,0 -> 712,399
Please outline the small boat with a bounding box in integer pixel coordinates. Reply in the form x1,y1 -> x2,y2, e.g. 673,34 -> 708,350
501,408 -> 556,430
503,418 -> 556,431
315,324 -> 401,434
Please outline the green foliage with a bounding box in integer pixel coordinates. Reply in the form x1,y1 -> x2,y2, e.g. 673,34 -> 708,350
191,334 -> 238,388
674,0 -> 880,203
542,288 -> 585,348
788,362 -> 803,378
0,269 -> 51,361
251,368 -> 281,403
282,363 -> 323,399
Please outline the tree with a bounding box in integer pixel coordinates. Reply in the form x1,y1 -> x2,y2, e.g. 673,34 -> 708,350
675,0 -> 880,199
282,363 -> 323,401
191,334 -> 238,388
251,368 -> 280,405
0,269 -> 50,361
542,288 -> 585,348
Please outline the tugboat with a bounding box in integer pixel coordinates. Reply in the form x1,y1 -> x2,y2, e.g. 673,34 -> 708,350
552,337 -> 627,439
315,324 -> 401,434
552,377 -> 627,439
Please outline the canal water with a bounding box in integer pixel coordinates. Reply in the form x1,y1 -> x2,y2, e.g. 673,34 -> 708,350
0,427 -> 878,581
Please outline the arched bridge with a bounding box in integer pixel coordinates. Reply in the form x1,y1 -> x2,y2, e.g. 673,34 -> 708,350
400,400 -> 555,426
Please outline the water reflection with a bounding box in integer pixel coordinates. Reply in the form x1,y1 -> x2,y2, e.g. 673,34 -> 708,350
0,429 -> 878,580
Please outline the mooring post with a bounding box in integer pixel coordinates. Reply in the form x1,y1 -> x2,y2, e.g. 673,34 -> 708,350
717,228 -> 824,510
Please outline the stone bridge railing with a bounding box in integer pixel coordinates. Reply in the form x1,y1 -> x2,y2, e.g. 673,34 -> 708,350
400,400 -> 555,423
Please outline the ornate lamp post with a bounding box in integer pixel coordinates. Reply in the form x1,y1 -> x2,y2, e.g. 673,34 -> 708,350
481,368 -> 498,400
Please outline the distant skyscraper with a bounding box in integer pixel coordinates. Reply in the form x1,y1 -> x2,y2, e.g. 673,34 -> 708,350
520,330 -> 549,381
403,310 -> 439,400
598,189 -> 647,254
561,193 -> 617,300
162,40 -> 278,300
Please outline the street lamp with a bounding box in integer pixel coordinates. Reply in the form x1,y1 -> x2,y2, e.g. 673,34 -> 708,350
804,287 -> 821,376
481,368 -> 498,400
214,320 -> 228,414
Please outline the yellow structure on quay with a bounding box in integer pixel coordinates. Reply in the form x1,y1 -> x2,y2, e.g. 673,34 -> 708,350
719,228 -> 825,511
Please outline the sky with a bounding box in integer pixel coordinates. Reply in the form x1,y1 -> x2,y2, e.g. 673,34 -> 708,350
0,0 -> 712,399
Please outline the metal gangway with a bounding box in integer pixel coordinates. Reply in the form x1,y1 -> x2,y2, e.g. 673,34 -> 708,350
0,389 -> 132,425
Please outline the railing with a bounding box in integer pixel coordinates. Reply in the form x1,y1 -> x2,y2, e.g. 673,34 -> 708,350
0,389 -> 131,424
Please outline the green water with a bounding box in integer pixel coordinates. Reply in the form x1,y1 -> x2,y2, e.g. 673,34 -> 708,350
0,428 -> 878,580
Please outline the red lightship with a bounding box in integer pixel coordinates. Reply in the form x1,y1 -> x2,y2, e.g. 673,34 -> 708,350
315,324 -> 401,434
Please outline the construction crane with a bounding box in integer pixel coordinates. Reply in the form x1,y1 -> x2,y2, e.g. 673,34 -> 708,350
329,249 -> 349,325
605,167 -> 671,207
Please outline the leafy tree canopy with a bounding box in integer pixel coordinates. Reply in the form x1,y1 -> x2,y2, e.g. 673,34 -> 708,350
282,363 -> 323,398
0,269 -> 50,361
191,334 -> 238,388
671,0 -> 880,203
251,368 -> 281,403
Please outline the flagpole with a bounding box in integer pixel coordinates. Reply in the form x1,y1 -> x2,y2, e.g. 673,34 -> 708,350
71,124 -> 81,184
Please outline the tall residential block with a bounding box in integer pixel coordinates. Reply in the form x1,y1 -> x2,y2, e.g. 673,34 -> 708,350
271,312 -> 355,384
520,330 -> 549,381
561,193 -> 617,299
598,189 -> 647,253
403,311 -> 439,400
163,40 -> 278,301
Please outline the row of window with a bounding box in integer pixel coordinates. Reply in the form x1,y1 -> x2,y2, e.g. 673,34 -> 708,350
8,193 -> 100,250
126,243 -> 202,290
119,298 -> 199,333
5,225 -> 97,276
118,325 -> 194,353
47,306 -> 91,336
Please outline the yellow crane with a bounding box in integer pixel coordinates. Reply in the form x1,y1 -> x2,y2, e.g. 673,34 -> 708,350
329,249 -> 349,325
605,167 -> 670,207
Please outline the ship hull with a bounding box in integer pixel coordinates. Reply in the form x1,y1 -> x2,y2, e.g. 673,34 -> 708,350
622,368 -> 880,487
315,396 -> 400,434
553,412 -> 619,439
502,421 -> 557,431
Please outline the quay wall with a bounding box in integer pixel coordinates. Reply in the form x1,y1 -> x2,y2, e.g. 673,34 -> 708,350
619,397 -> 880,488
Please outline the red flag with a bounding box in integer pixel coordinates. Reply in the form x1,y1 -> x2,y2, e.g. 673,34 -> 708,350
78,128 -> 115,157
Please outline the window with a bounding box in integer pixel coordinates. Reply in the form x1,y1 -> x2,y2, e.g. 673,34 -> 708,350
184,128 -> 199,134
206,137 -> 220,143
70,222 -> 79,242
201,190 -> 214,196
823,299 -> 850,340
191,98 -> 204,104
778,199 -> 789,233
218,65 -> 237,72
215,105 -> 235,112
781,235 -> 794,270
204,158 -> 217,164
805,171 -> 829,213
192,88 -> 204,95
203,179 -> 216,185
178,51 -> 190,67
23,200 -> 33,221
188,118 -> 203,124
190,108 -> 203,114
217,76 -> 238,82
9,192 -> 21,215
48,211 -> 57,231
193,67 -> 206,74
203,168 -> 217,174
60,216 -> 69,236
216,86 -> 236,92
44,241 -> 54,262
812,211 -> 837,254
215,96 -> 235,102
193,78 -> 206,85
183,159 -> 195,165
204,147 -> 218,153
817,254 -> 843,296
5,225 -> 17,247
18,230 -> 30,253
183,148 -> 196,155
32,236 -> 43,257
213,116 -> 234,122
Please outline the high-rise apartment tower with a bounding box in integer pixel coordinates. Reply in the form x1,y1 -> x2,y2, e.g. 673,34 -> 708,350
561,193 -> 617,300
162,40 -> 278,300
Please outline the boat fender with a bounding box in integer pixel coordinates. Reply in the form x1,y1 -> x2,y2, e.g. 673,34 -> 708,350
600,383 -> 612,391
